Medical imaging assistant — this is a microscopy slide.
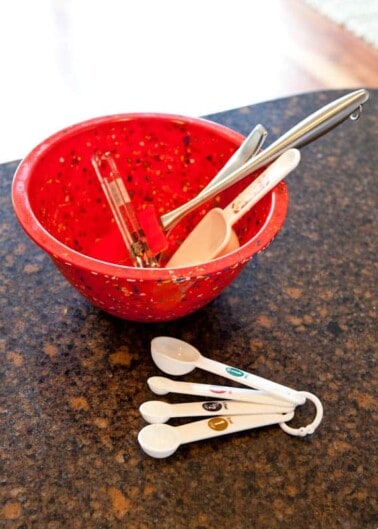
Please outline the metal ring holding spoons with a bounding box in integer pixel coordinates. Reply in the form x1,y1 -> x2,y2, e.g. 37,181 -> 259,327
279,391 -> 324,437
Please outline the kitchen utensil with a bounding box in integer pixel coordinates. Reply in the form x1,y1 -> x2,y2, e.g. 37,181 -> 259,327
13,112 -> 288,321
151,336 -> 306,405
91,151 -> 159,267
166,148 -> 300,267
138,411 -> 294,458
147,376 -> 292,406
139,399 -> 294,423
197,123 -> 268,196
140,89 -> 369,243
138,123 -> 268,256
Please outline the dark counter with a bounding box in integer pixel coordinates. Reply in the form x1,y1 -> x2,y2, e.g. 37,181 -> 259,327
1,90 -> 377,528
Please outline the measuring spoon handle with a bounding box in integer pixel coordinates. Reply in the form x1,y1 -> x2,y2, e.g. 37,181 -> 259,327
176,411 -> 294,445
198,356 -> 306,405
168,400 -> 294,419
223,149 -> 300,225
148,376 -> 291,406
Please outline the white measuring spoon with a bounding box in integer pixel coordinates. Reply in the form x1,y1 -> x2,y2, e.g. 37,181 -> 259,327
181,123 -> 267,258
138,411 -> 294,458
151,337 -> 306,405
166,148 -> 300,267
147,376 -> 292,406
139,399 -> 294,423
147,377 -> 323,436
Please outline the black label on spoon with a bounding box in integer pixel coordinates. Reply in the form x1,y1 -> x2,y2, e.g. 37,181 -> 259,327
202,402 -> 223,412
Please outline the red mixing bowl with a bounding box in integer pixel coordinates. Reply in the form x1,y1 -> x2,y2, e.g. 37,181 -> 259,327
12,113 -> 288,322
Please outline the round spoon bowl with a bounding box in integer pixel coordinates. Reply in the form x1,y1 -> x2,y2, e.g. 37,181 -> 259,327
151,336 -> 199,375
139,401 -> 172,423
138,423 -> 180,458
167,149 -> 300,268
147,376 -> 171,395
12,113 -> 288,322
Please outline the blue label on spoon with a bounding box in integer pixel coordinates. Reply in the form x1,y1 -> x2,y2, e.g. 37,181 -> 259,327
226,367 -> 245,377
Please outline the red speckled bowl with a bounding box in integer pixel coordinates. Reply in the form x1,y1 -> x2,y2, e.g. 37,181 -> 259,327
12,113 -> 288,322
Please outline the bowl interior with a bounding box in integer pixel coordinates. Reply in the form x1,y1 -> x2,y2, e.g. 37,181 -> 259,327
23,115 -> 274,268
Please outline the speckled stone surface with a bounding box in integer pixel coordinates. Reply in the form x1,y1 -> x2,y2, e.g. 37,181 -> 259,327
1,90 -> 377,528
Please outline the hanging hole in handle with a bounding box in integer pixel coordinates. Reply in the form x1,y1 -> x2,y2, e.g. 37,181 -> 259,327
349,105 -> 363,121
279,391 -> 323,437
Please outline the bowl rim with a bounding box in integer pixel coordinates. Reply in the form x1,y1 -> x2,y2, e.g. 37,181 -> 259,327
12,112 -> 288,280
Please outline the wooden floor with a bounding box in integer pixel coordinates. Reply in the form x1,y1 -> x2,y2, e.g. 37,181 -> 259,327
0,0 -> 377,163
233,0 -> 378,105
267,0 -> 378,98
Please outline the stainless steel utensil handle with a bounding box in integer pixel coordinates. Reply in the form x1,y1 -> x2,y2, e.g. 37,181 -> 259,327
197,123 -> 267,196
161,89 -> 369,230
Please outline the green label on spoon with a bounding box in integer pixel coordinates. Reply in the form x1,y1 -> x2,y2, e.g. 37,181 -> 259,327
226,367 -> 245,377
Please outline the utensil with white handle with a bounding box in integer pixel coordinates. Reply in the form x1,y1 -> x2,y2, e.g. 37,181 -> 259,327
147,376 -> 292,406
139,399 -> 295,423
138,411 -> 294,458
166,148 -> 300,267
151,337 -> 306,405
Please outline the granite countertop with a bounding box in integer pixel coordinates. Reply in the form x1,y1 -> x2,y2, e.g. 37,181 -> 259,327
1,90 -> 377,528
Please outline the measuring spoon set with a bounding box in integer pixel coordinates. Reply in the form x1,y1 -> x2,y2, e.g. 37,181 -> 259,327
92,89 -> 368,268
138,337 -> 323,458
